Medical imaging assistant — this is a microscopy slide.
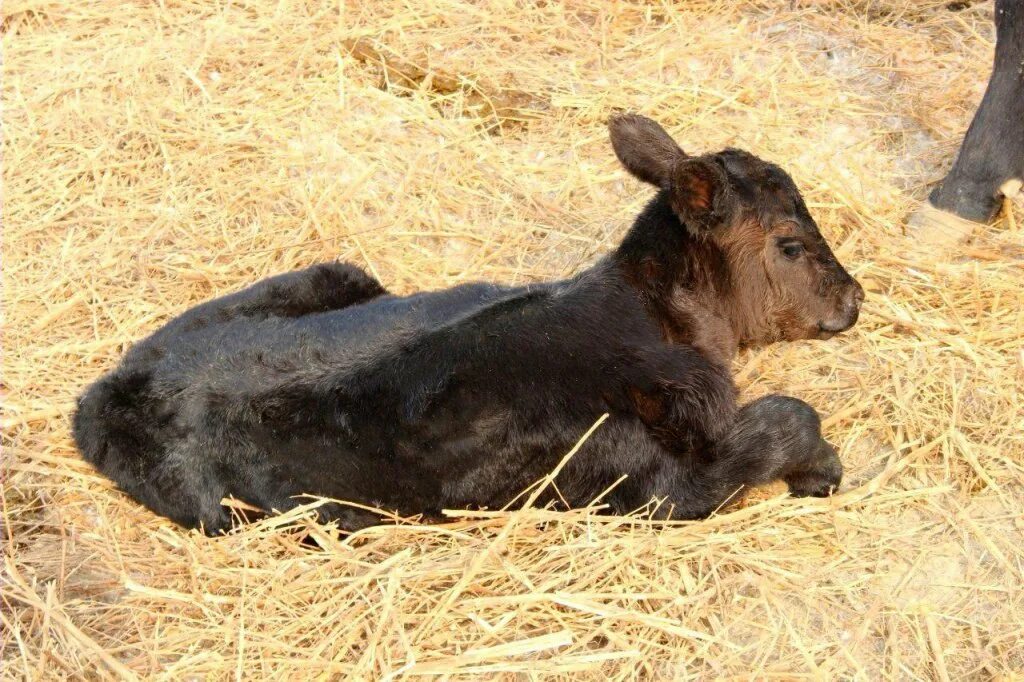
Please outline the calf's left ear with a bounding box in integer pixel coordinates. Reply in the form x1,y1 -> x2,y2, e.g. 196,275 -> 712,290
669,157 -> 737,235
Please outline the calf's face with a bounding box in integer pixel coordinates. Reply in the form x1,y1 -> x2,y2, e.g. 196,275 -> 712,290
610,114 -> 864,345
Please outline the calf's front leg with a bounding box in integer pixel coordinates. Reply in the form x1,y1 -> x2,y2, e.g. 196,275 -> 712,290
628,393 -> 842,520
703,395 -> 843,503
620,348 -> 840,517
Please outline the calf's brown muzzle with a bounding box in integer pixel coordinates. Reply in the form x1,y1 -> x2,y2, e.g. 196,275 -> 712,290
816,273 -> 864,339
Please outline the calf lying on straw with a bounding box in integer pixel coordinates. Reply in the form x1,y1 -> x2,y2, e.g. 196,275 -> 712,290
73,115 -> 864,535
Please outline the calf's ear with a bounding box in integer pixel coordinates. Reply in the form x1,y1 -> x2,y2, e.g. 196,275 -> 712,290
669,157 -> 737,234
608,114 -> 686,187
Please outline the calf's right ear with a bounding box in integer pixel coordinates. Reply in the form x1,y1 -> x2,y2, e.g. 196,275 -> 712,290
669,157 -> 737,235
608,114 -> 686,187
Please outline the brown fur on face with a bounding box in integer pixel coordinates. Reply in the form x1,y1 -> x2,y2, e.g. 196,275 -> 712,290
610,114 -> 864,356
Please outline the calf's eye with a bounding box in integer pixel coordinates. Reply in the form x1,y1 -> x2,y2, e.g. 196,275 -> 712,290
780,242 -> 804,260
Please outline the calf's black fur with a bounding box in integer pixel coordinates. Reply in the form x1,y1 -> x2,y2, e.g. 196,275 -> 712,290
73,115 -> 864,535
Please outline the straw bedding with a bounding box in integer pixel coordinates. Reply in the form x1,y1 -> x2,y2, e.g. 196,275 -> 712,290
3,0 -> 1022,678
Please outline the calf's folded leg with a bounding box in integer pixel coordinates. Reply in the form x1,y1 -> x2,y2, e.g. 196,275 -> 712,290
632,395 -> 842,520
153,261 -> 387,337
707,395 -> 842,497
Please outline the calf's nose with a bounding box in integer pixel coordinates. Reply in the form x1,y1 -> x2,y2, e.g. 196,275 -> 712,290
819,279 -> 864,334
840,280 -> 864,326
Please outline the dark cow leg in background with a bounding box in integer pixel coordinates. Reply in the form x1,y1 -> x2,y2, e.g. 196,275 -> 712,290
912,0 -> 1024,242
930,0 -> 1023,221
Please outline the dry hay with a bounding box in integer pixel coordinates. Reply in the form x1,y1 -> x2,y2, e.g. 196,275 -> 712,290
3,0 -> 1023,679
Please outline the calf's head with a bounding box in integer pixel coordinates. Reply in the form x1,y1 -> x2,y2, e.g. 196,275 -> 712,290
610,114 -> 864,346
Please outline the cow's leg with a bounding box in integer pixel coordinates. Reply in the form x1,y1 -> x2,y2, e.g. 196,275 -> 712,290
912,0 -> 1024,240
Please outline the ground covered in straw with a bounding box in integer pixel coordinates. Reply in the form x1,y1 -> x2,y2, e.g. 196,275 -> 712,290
3,0 -> 1023,678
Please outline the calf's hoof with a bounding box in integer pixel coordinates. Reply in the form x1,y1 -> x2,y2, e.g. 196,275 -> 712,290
784,441 -> 843,498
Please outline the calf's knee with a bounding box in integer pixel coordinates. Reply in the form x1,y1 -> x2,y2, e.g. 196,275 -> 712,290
741,395 -> 821,441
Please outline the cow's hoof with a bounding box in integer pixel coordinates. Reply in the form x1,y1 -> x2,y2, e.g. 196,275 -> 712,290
1001,178 -> 1023,206
906,200 -> 982,247
909,179 -> 1022,248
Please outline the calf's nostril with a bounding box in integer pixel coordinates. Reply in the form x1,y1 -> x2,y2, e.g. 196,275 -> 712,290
845,285 -> 865,311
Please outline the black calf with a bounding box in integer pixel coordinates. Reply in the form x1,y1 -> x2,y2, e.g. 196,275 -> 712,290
73,116 -> 860,535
